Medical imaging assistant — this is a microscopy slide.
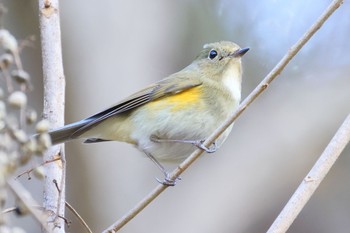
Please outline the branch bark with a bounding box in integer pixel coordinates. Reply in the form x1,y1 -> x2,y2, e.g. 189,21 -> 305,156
38,0 -> 66,232
102,0 -> 344,232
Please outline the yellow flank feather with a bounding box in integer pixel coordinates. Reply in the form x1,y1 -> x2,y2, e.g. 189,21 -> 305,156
148,86 -> 203,112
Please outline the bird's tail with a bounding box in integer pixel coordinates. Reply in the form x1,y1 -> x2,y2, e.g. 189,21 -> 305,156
45,119 -> 91,145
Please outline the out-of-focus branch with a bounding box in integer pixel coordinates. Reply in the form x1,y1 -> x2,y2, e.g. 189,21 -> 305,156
267,114 -> 350,233
7,179 -> 52,233
102,0 -> 344,232
38,0 -> 66,232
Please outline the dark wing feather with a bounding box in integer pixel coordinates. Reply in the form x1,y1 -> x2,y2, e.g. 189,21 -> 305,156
71,76 -> 202,137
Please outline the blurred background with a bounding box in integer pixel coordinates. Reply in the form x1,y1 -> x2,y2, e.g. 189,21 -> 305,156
3,0 -> 350,232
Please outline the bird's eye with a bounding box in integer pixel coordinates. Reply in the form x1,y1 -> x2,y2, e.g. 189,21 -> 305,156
208,49 -> 218,60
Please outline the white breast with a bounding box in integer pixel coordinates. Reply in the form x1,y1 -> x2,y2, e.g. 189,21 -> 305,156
222,63 -> 242,102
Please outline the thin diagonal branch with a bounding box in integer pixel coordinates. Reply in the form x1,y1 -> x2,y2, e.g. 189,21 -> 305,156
267,113 -> 350,233
65,202 -> 93,233
7,179 -> 52,233
102,0 -> 344,232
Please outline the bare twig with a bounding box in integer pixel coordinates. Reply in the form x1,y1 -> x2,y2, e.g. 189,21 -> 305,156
7,179 -> 52,233
102,0 -> 344,232
267,114 -> 350,233
1,206 -> 44,215
1,207 -> 18,215
38,0 -> 66,232
16,157 -> 61,180
65,202 -> 93,233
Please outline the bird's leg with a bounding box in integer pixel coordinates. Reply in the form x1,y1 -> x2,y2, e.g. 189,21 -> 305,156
142,150 -> 180,186
150,135 -> 217,153
191,139 -> 217,153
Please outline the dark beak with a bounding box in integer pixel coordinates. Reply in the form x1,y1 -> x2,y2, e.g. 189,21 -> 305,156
233,47 -> 249,57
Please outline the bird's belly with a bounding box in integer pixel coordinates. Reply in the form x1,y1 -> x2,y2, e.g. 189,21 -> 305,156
130,98 -> 233,161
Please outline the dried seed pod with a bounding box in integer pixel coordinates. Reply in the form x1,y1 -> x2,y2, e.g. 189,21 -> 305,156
11,69 -> 30,85
7,91 -> 27,108
35,119 -> 49,133
0,53 -> 13,69
19,153 -> 31,165
0,133 -> 12,150
22,138 -> 37,155
0,29 -> 18,53
13,129 -> 28,144
6,152 -> 18,174
37,133 -> 52,152
26,109 -> 37,124
15,199 -> 29,216
33,166 -> 45,180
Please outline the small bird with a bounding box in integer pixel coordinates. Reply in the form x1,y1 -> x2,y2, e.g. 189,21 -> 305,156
48,41 -> 249,185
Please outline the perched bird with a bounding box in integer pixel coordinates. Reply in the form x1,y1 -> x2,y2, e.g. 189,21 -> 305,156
48,41 -> 249,185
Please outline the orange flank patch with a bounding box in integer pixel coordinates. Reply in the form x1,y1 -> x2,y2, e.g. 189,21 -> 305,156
147,86 -> 203,112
